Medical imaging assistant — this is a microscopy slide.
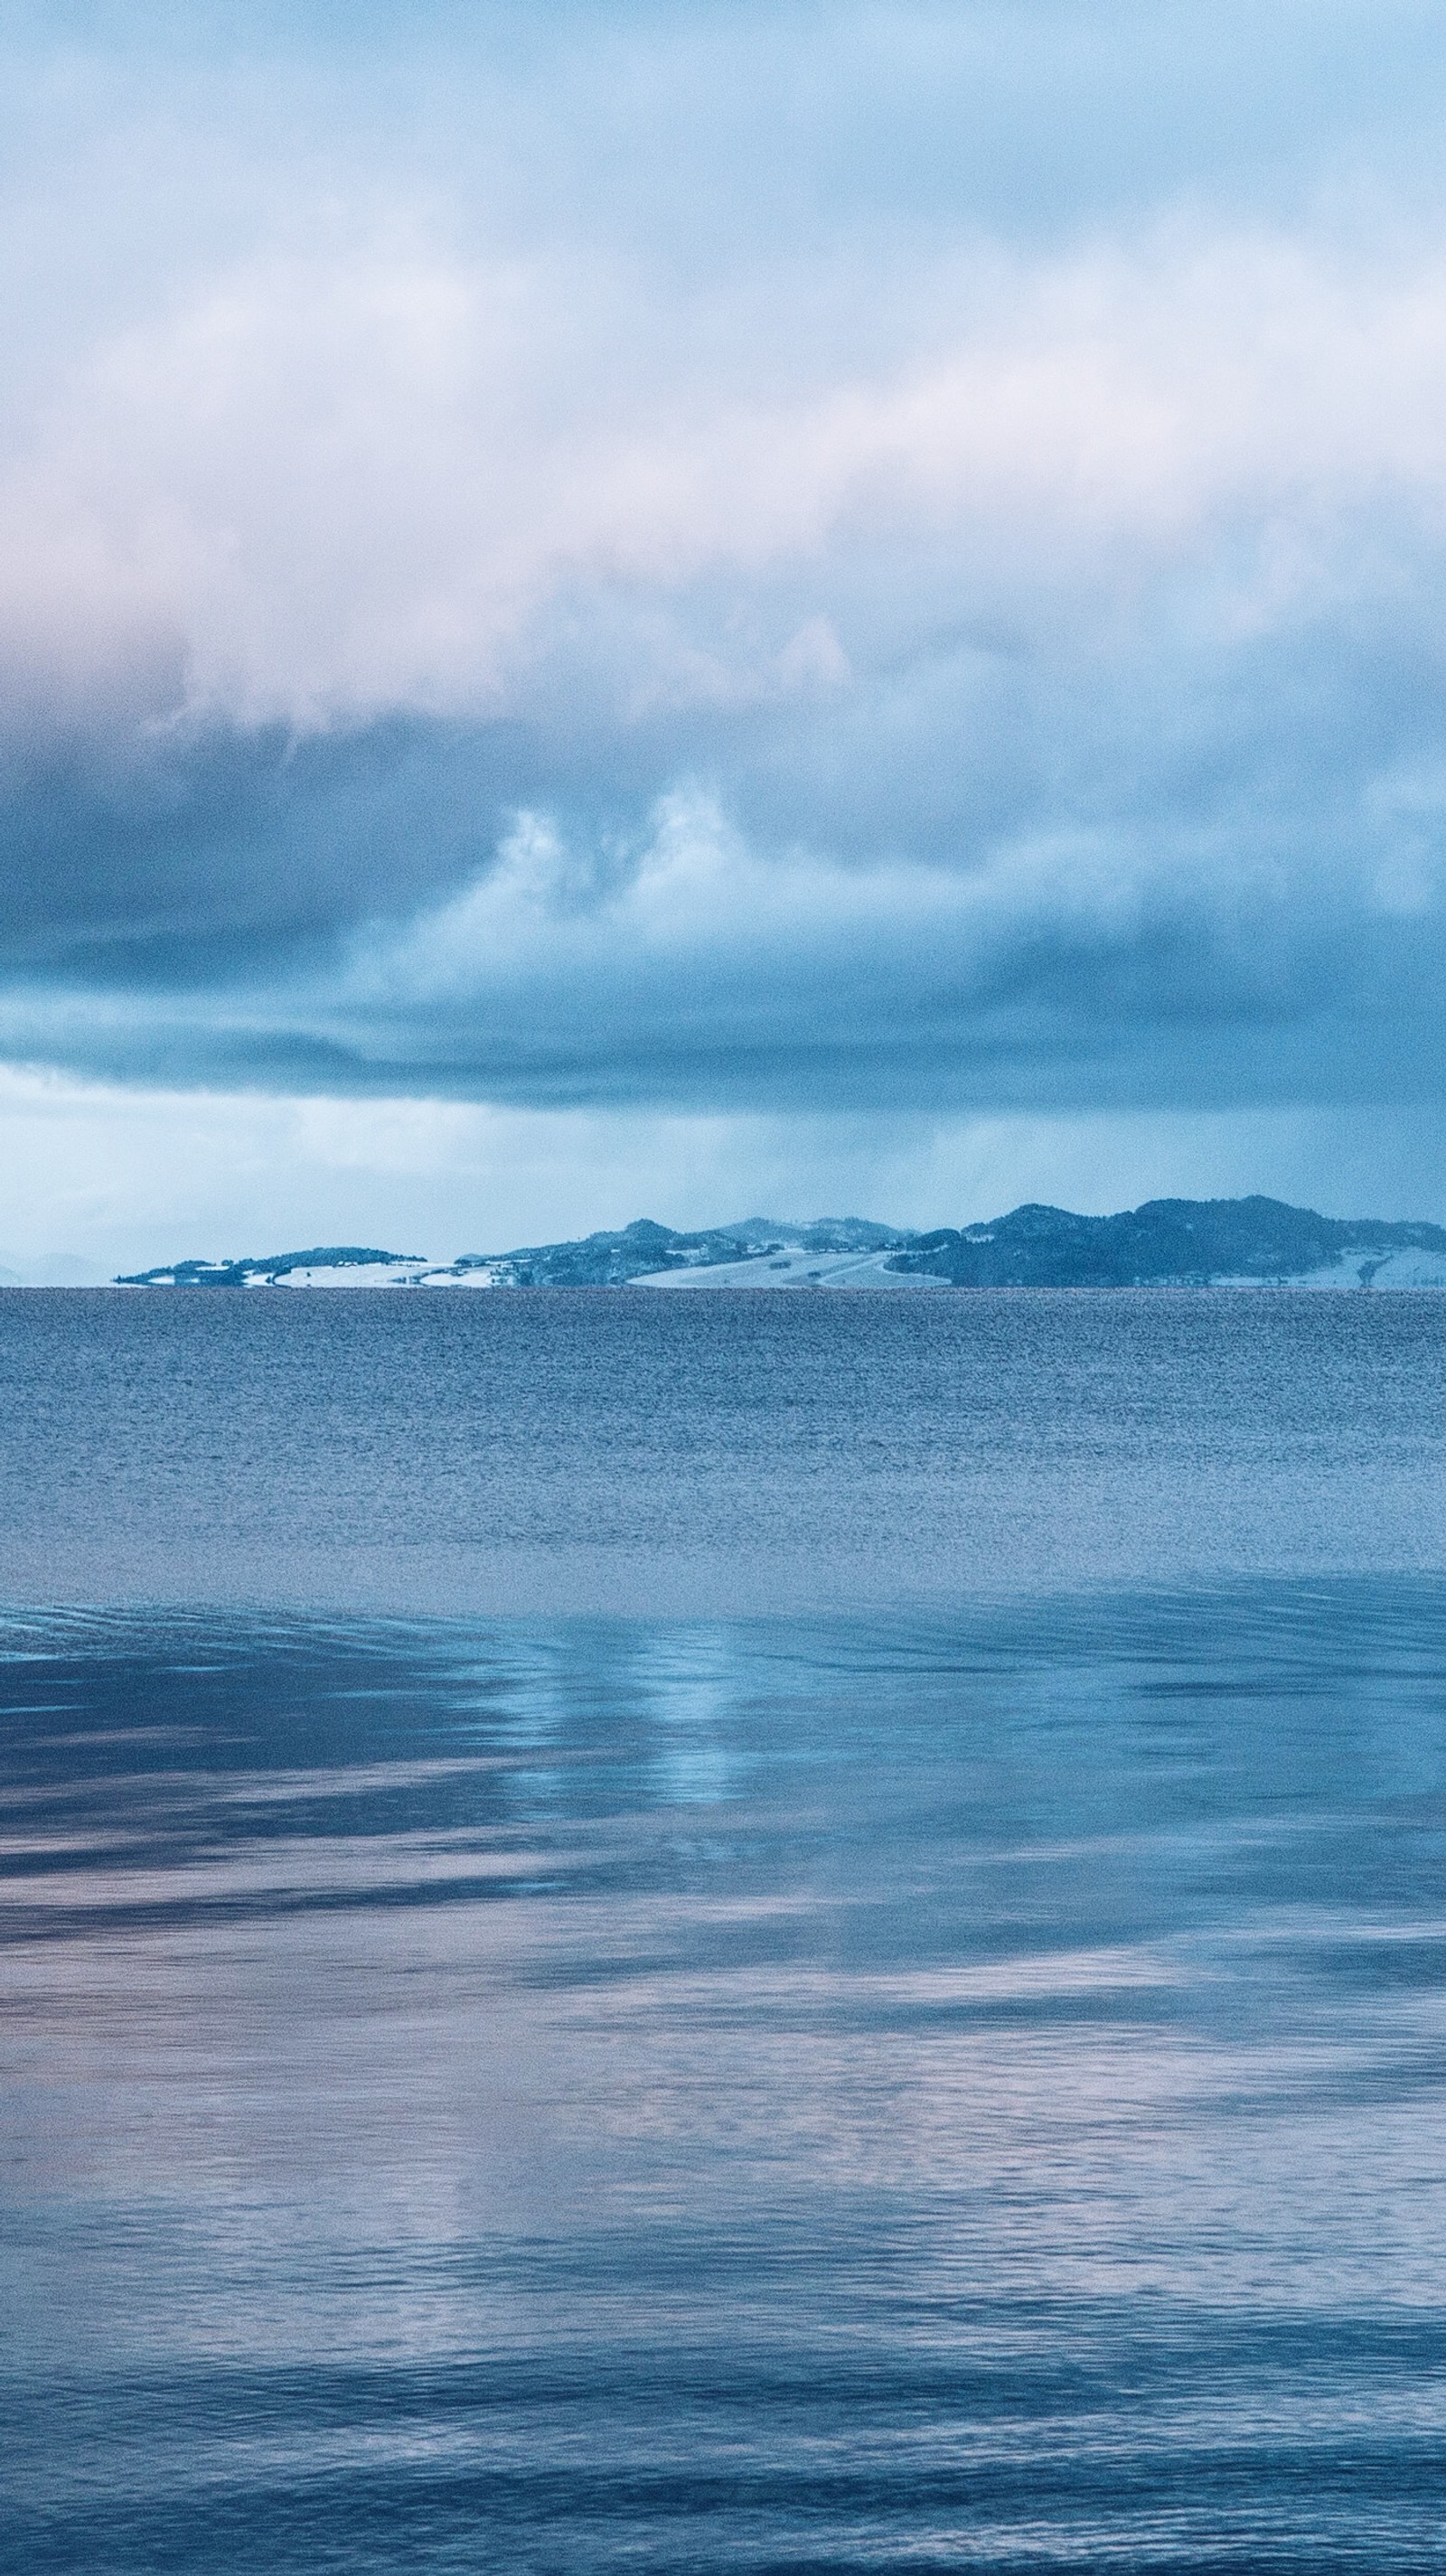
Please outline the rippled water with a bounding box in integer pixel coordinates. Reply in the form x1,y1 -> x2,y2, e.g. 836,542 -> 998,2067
3,1286 -> 1446,1607
4,1297 -> 1446,2568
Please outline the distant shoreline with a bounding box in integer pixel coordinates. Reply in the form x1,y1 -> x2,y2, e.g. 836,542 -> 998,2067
59,1194 -> 1446,1294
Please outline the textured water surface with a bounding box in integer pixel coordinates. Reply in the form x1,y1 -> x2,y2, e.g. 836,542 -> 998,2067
5,1295 -> 1446,2566
5,1584 -> 1446,2571
3,1288 -> 1446,1610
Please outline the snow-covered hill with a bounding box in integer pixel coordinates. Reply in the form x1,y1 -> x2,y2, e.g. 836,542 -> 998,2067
108,1198 -> 1446,1289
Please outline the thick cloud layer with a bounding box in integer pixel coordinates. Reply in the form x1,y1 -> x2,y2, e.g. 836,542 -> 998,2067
6,2 -> 1446,1111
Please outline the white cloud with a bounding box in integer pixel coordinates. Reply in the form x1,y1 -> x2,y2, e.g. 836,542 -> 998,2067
7,208 -> 1446,737
5,3 -> 1446,1140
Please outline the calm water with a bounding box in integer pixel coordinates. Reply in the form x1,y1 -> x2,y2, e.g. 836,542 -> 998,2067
3,1287 -> 1446,1609
5,1294 -> 1446,2570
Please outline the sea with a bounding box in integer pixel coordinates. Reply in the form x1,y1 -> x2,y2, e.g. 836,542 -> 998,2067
5,1287 -> 1446,2571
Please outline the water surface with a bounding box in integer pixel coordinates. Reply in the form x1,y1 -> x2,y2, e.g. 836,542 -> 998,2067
2,1288 -> 1445,1609
4,1297 -> 1446,2568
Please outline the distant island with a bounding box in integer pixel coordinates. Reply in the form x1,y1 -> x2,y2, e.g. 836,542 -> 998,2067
112,1198 -> 1446,1289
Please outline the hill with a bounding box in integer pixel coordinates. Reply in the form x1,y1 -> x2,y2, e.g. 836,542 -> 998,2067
884,1197 -> 1446,1288
110,1199 -> 1446,1288
115,1246 -> 424,1287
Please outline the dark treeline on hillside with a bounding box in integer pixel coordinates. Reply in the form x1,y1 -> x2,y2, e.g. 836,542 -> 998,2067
112,1197 -> 1446,1288
886,1198 -> 1446,1288
474,1216 -> 901,1286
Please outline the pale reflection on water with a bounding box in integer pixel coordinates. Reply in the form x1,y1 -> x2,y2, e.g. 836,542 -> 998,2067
5,1587 -> 1446,2570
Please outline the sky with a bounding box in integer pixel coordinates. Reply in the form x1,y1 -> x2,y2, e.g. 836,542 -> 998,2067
6,0 -> 1446,1272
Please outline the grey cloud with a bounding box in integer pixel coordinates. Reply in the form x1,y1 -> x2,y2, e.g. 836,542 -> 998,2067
0,716 -> 517,970
6,3 -> 1446,1119
8,508 -> 1446,1110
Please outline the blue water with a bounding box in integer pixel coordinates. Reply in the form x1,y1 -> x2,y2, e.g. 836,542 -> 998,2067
4,1287 -> 1446,1609
4,1293 -> 1446,2570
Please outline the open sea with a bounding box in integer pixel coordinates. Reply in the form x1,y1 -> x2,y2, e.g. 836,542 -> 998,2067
5,1288 -> 1446,2571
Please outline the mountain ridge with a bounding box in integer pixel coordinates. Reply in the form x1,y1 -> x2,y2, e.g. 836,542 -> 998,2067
110,1196 -> 1446,1289
887,1194 -> 1446,1288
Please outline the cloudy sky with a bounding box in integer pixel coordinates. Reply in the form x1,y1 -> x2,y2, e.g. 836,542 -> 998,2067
5,0 -> 1446,1271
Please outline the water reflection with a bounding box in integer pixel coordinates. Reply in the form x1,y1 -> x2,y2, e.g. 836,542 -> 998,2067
5,1585 -> 1446,2569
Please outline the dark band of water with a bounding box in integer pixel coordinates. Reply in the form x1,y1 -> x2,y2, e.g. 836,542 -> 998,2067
3,1288 -> 1446,1612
